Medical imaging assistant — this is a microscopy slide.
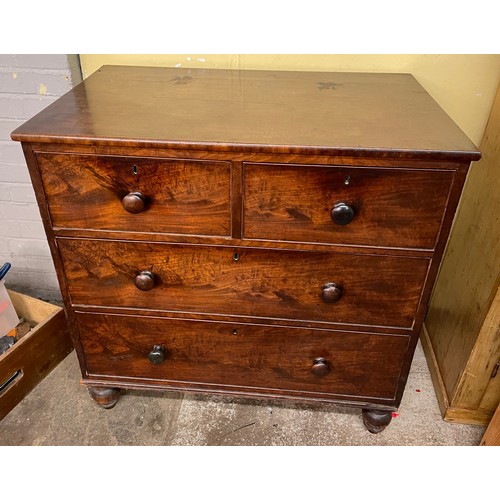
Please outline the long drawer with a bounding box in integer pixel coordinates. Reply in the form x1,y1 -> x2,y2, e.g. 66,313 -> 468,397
243,163 -> 454,249
77,312 -> 409,401
36,153 -> 231,236
59,238 -> 429,329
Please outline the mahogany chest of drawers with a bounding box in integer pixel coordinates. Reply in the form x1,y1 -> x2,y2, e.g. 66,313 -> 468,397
11,66 -> 480,433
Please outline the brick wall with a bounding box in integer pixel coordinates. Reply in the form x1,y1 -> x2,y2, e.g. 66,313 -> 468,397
0,55 -> 82,301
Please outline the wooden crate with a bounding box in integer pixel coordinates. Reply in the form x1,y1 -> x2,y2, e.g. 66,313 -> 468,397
422,82 -> 500,426
0,290 -> 73,421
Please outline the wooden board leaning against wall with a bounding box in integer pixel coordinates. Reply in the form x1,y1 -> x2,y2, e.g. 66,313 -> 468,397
422,81 -> 500,426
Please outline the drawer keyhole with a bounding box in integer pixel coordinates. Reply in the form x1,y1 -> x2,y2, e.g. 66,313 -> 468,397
132,165 -> 138,175
233,252 -> 240,262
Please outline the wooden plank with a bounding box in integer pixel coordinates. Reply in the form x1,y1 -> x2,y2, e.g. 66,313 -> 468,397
421,323 -> 493,425
8,289 -> 59,325
453,285 -> 500,410
444,406 -> 493,426
479,369 -> 500,412
420,323 -> 450,417
425,82 -> 500,401
422,291 -> 500,426
230,161 -> 243,240
480,403 -> 500,445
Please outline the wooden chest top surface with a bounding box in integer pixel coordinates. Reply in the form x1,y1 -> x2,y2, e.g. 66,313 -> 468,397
11,65 -> 480,160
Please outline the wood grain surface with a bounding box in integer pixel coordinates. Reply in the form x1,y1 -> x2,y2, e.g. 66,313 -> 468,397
11,67 -> 480,424
58,238 -> 429,329
36,152 -> 231,236
243,163 -> 454,249
480,403 -> 500,445
12,66 -> 480,160
424,82 -> 499,417
77,312 -> 409,400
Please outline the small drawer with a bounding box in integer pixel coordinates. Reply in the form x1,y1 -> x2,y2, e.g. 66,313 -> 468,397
243,163 -> 454,249
77,313 -> 409,401
36,153 -> 231,237
59,238 -> 429,329
0,290 -> 73,421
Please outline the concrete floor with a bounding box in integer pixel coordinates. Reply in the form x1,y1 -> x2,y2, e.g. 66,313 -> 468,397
0,341 -> 486,445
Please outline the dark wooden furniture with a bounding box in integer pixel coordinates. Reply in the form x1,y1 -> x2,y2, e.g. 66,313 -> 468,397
11,66 -> 480,433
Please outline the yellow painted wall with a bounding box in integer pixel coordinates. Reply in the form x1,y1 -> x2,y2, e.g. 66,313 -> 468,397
80,54 -> 500,146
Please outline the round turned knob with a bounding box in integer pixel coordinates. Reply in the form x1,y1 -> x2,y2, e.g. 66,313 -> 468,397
321,282 -> 343,303
331,202 -> 355,225
122,192 -> 146,214
311,357 -> 330,377
134,270 -> 155,291
148,345 -> 165,365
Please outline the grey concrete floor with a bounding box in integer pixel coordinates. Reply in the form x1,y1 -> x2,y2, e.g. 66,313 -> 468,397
0,341 -> 486,445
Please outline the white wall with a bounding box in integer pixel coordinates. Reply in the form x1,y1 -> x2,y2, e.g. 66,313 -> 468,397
0,55 -> 82,301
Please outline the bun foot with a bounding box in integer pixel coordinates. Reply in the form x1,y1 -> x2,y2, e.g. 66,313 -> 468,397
362,409 -> 393,434
88,386 -> 121,409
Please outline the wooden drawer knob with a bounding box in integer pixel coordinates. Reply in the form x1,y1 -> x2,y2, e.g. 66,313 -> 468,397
148,345 -> 165,365
331,202 -> 355,225
321,282 -> 343,303
122,192 -> 146,214
134,270 -> 155,291
311,357 -> 330,377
